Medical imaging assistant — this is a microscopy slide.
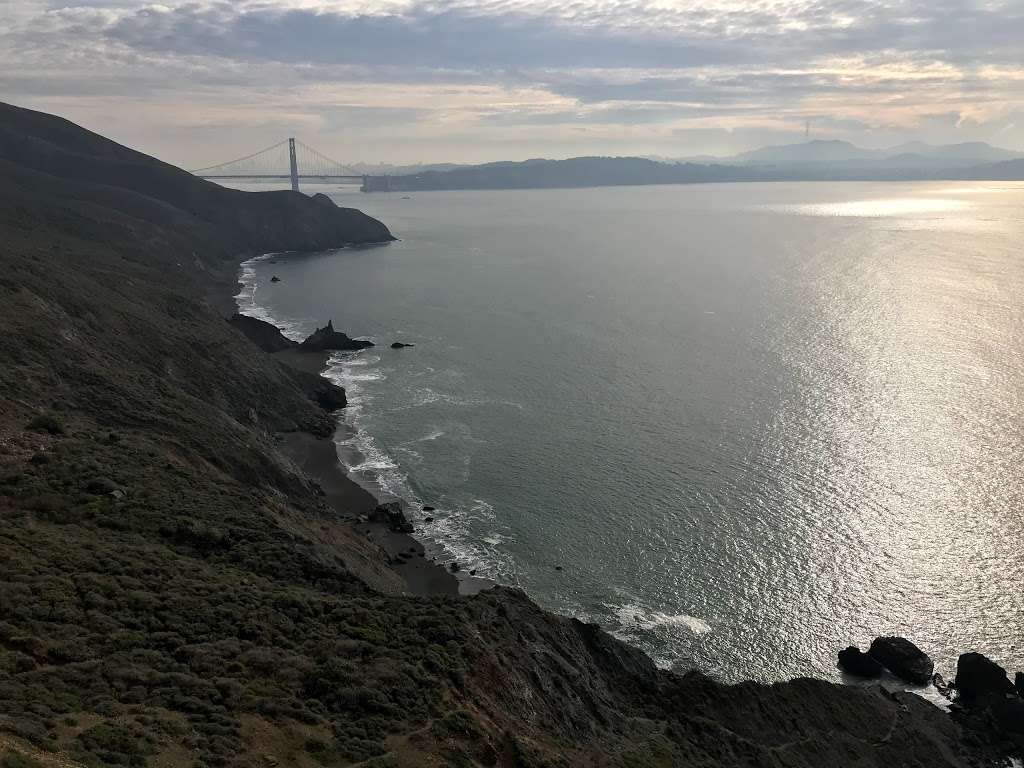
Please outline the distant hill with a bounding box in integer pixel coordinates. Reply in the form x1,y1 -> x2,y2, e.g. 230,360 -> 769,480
390,156 -> 762,191
885,141 -> 1019,164
733,139 -> 876,166
385,144 -> 1024,191
950,157 -> 1024,179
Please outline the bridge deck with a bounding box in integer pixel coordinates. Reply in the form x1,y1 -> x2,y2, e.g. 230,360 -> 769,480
200,175 -> 365,181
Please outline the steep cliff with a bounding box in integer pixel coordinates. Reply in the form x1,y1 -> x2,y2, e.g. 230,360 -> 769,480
0,102 -> 992,768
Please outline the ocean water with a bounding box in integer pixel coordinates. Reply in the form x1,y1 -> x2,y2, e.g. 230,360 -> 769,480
234,181 -> 1024,684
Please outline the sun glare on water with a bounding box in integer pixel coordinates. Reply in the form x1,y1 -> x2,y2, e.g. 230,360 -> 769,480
786,197 -> 973,218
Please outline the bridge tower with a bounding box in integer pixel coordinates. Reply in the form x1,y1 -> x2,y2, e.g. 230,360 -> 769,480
288,138 -> 300,192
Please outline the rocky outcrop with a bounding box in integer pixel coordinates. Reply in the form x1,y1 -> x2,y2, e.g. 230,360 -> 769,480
285,366 -> 347,412
370,501 -> 414,533
390,341 -> 414,348
299,320 -> 374,352
229,313 -> 297,353
838,646 -> 884,678
949,653 -> 1024,759
868,637 -> 934,684
955,652 -> 1016,701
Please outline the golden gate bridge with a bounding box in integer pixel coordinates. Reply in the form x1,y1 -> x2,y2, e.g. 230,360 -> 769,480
190,138 -> 390,192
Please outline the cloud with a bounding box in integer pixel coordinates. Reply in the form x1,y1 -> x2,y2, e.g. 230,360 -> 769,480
3,0 -> 1023,162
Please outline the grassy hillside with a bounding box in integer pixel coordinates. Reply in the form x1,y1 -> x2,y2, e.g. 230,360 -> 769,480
0,102 -> 991,768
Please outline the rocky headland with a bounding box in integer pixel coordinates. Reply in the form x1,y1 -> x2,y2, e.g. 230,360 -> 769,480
0,100 -> 1019,767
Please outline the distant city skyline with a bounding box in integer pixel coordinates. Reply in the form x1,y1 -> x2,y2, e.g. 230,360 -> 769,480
4,0 -> 1023,168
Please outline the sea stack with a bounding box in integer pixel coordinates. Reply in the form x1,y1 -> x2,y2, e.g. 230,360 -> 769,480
300,320 -> 375,352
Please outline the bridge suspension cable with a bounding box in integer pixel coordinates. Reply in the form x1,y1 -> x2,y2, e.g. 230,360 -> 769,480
189,139 -> 291,175
189,138 -> 361,178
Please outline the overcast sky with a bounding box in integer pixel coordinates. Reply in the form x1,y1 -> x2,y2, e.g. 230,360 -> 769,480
3,0 -> 1023,166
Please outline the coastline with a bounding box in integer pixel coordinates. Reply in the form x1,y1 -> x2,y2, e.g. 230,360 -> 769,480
234,254 -> 490,597
9,100 -> 1012,766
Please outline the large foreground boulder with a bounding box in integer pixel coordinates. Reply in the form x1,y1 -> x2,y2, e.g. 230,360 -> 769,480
955,653 -> 1016,701
868,637 -> 934,685
838,646 -> 884,678
300,320 -> 375,352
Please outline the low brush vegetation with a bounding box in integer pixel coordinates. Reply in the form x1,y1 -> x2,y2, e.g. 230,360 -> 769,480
0,100 -> 1007,768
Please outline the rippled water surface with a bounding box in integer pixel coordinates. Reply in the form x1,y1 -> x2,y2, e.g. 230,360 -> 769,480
235,181 -> 1024,682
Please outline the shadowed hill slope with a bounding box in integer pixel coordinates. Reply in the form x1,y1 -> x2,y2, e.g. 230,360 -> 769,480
0,102 -> 993,768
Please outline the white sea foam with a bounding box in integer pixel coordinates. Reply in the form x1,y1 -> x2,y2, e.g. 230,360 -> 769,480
611,603 -> 712,636
235,255 -> 518,587
235,253 -> 312,340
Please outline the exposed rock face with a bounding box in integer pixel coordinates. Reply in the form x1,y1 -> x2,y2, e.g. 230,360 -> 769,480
868,637 -> 934,684
955,652 -> 1016,701
390,341 -> 414,348
370,501 -> 414,533
838,646 -> 884,678
285,367 -> 347,412
300,320 -> 374,352
229,313 -> 297,353
949,653 -> 1024,758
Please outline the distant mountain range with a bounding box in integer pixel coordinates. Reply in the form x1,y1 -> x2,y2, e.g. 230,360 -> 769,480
384,140 -> 1024,192
696,139 -> 1021,169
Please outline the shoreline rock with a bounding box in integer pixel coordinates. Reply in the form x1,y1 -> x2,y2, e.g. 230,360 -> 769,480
954,652 -> 1016,701
370,501 -> 415,534
299,320 -> 375,352
868,636 -> 934,685
838,646 -> 884,678
229,313 -> 297,353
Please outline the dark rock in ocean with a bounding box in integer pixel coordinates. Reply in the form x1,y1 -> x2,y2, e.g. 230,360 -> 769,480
955,653 -> 1016,701
299,320 -> 374,352
868,636 -> 934,685
555,566 -> 563,571
229,313 -> 297,353
1017,671 -> 1024,697
469,569 -> 476,576
270,275 -> 281,283
838,646 -> 884,678
449,562 -> 460,572
390,341 -> 414,348
369,501 -> 414,533
422,505 -> 435,512
423,516 -> 434,523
